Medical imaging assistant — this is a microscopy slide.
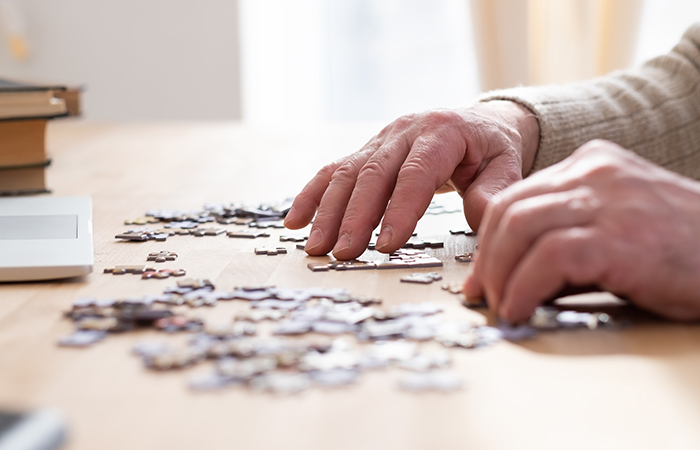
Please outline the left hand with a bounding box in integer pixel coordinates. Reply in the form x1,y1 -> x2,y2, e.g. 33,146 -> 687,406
463,140 -> 700,322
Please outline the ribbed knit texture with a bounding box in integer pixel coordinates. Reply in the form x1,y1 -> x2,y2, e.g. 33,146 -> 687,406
479,23 -> 700,180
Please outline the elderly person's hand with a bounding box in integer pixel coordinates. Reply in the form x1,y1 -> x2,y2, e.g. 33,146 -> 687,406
284,101 -> 540,260
464,140 -> 700,322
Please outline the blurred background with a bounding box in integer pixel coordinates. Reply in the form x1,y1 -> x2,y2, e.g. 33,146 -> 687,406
0,0 -> 698,122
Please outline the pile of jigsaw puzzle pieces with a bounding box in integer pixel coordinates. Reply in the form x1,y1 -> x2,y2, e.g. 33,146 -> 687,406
117,201 -> 293,242
61,198 -> 623,395
59,277 -> 620,394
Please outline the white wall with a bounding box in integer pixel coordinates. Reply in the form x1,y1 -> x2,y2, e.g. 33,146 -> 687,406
634,0 -> 700,65
0,0 -> 241,120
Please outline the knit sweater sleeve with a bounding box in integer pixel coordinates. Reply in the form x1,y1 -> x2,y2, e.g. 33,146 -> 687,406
478,23 -> 700,179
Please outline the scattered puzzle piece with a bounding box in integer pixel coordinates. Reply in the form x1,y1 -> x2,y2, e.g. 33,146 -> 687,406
142,269 -> 187,279
449,229 -> 476,236
58,330 -> 108,347
217,217 -> 254,225
254,247 -> 288,256
191,227 -> 226,237
124,216 -> 160,225
455,252 -> 474,263
401,272 -> 443,284
104,265 -> 156,275
147,251 -> 179,262
369,239 -> 443,250
176,278 -> 215,291
227,231 -> 270,239
115,229 -> 169,242
425,201 -> 461,215
156,228 -> 191,236
308,249 -> 443,272
280,235 -> 308,242
249,221 -> 285,229
155,315 -> 204,332
164,220 -> 200,229
441,283 -> 462,294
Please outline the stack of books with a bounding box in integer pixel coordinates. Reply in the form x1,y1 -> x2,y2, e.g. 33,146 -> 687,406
0,79 -> 80,196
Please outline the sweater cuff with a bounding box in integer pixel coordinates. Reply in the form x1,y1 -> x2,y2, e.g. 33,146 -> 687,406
478,86 -> 580,174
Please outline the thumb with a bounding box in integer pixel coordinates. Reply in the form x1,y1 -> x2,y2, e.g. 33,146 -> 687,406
461,155 -> 523,232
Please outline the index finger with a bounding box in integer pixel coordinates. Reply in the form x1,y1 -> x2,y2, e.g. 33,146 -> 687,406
373,134 -> 469,253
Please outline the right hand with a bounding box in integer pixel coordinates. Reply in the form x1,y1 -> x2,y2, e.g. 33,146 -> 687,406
283,100 -> 540,260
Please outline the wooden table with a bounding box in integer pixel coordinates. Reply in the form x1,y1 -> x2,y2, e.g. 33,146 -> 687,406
2,121 -> 700,450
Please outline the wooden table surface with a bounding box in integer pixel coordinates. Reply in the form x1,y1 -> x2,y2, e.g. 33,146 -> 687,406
2,121 -> 700,450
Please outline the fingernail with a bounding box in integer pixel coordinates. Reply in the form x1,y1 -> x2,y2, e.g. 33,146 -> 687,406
376,226 -> 393,250
283,206 -> 297,226
306,228 -> 323,250
333,233 -> 351,253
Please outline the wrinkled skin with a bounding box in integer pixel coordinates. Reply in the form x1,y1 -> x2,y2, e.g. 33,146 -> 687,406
464,140 -> 700,322
284,101 -> 540,260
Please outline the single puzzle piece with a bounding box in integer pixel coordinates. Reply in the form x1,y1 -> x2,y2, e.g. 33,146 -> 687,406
424,201 -> 461,215
156,227 -> 191,236
104,265 -> 156,275
115,229 -> 169,242
124,216 -> 160,225
145,209 -> 206,222
176,278 -> 215,291
141,269 -> 187,279
400,272 -> 443,284
248,221 -> 285,229
455,252 -> 475,263
307,262 -> 330,272
155,315 -> 204,332
449,229 -> 476,236
461,297 -> 487,309
164,220 -> 200,229
279,235 -> 308,242
57,330 -> 108,347
254,247 -> 288,256
191,227 -> 226,237
147,251 -> 179,262
217,217 -> 254,225
401,239 -> 444,249
227,231 -> 270,239
441,282 -> 462,294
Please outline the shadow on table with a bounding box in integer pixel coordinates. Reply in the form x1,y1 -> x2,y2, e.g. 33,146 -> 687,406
481,290 -> 700,358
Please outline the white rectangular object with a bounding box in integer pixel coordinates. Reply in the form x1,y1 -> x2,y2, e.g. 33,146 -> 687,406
0,196 -> 93,281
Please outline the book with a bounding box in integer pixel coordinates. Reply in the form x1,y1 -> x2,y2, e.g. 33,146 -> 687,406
0,79 -> 68,120
0,161 -> 50,196
0,119 -> 47,167
0,78 -> 81,195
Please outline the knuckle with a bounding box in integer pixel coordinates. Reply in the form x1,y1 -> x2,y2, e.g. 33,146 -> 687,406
316,163 -> 337,180
500,203 -> 534,232
329,161 -> 359,186
420,108 -> 463,127
379,114 -> 417,137
392,113 -> 418,128
357,157 -> 390,181
398,159 -> 431,183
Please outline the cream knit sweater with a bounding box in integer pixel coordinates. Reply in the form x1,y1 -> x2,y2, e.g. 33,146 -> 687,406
480,23 -> 700,180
